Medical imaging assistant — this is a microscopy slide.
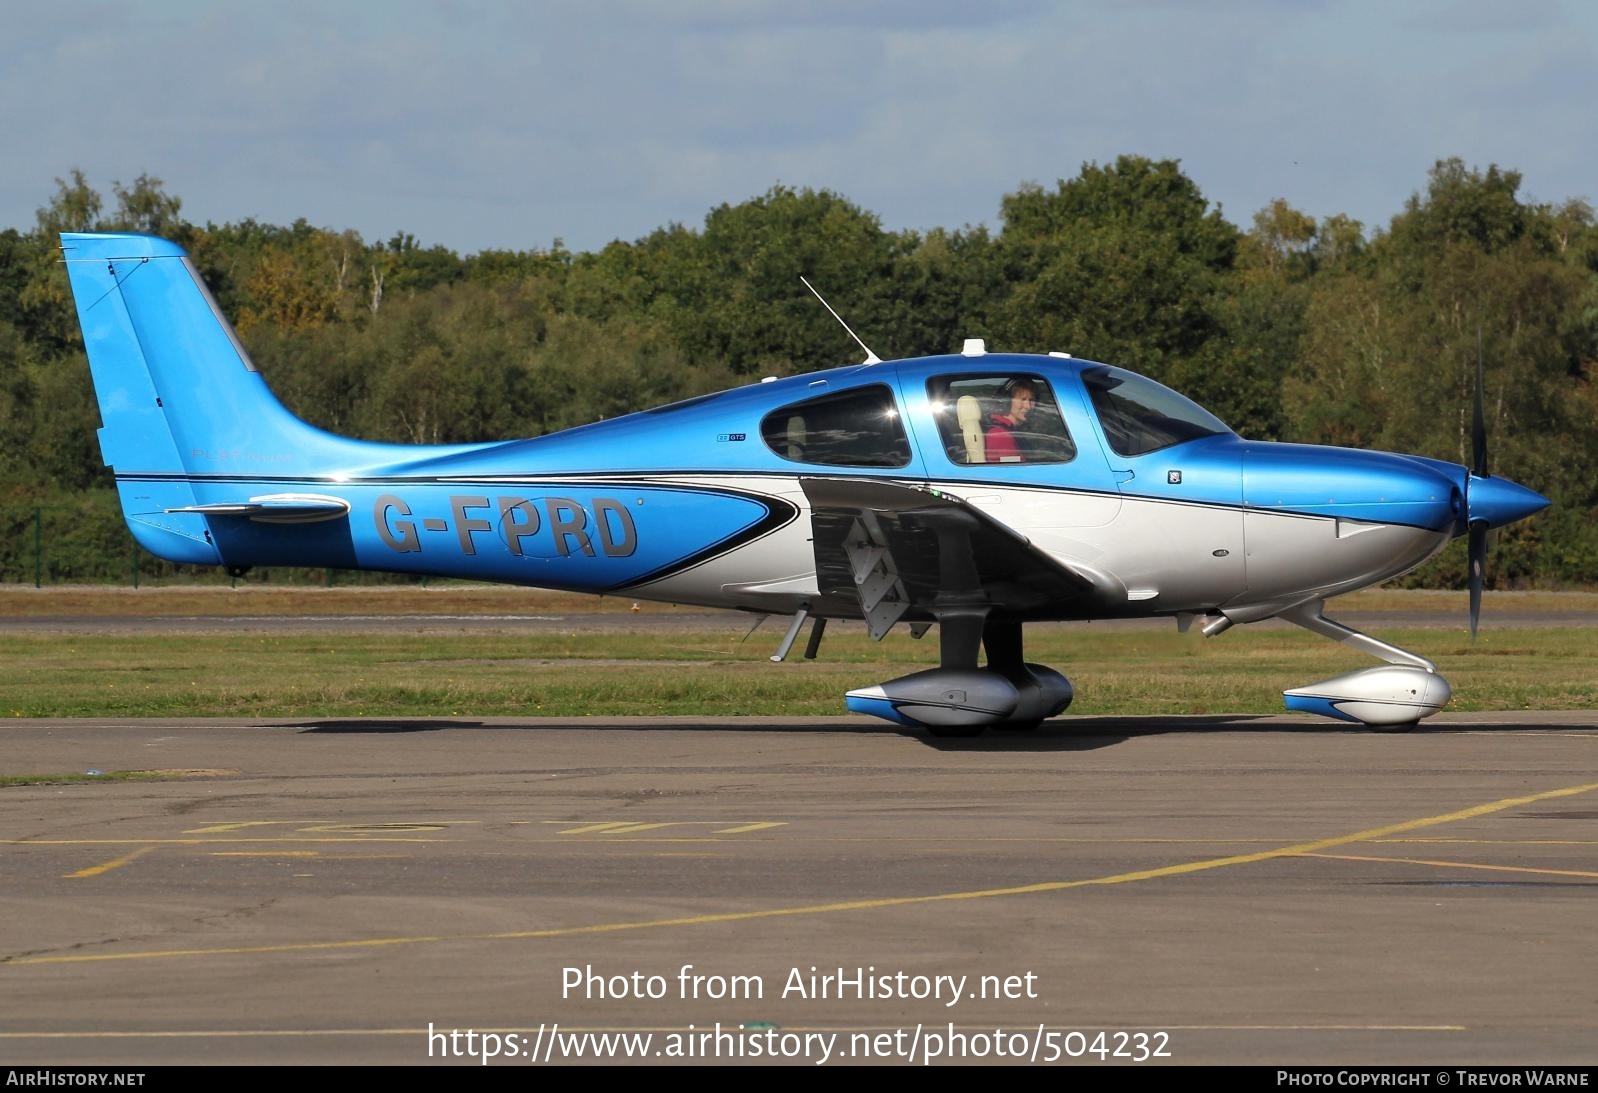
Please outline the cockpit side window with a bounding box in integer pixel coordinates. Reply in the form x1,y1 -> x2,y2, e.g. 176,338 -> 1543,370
1080,366 -> 1230,457
760,384 -> 911,468
926,374 -> 1076,466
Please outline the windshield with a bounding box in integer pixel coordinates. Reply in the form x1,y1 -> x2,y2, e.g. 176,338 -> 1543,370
1080,366 -> 1230,457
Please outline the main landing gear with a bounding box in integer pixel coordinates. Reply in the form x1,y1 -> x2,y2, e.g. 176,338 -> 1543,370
844,614 -> 1073,736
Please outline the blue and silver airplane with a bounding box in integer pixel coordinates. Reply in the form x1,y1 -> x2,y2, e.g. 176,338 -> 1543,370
61,231 -> 1550,735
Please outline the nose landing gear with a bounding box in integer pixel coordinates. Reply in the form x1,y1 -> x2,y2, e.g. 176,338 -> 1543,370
1277,600 -> 1450,729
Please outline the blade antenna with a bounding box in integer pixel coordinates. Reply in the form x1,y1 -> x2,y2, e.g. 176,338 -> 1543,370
800,276 -> 882,365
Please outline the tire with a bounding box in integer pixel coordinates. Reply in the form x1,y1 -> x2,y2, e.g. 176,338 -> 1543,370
925,724 -> 986,738
992,719 -> 1044,733
1368,720 -> 1420,733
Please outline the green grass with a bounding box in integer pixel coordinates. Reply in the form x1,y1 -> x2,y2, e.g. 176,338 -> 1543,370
2,626 -> 1594,718
6,583 -> 1597,618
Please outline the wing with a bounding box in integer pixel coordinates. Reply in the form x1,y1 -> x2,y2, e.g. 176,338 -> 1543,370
800,476 -> 1095,636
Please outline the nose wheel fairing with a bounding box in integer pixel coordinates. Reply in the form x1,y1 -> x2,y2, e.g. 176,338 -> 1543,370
1284,665 -> 1452,727
1277,600 -> 1450,727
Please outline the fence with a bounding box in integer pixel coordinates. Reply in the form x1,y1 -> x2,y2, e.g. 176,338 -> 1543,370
0,494 -> 411,587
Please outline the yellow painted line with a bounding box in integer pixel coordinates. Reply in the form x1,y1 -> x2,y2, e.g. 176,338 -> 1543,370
12,780 -> 1596,967
13,835 -> 1598,849
556,843 -> 741,850
184,821 -> 328,834
607,838 -> 1585,848
184,821 -> 478,834
299,822 -> 474,834
1374,839 -> 1598,846
706,843 -> 1278,850
209,851 -> 321,859
1300,852 -> 1598,880
542,821 -> 786,836
0,1023 -> 1466,1039
599,836 -> 1587,851
2,838 -> 438,846
699,837 -> 1282,844
63,846 -> 155,879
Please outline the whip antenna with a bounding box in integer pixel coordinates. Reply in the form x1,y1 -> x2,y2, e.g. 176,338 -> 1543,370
800,276 -> 882,364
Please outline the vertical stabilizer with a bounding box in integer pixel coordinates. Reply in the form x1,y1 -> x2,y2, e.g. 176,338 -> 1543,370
61,232 -> 386,564
61,232 -> 362,476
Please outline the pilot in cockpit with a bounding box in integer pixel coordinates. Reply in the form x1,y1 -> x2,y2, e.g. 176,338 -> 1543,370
984,377 -> 1037,463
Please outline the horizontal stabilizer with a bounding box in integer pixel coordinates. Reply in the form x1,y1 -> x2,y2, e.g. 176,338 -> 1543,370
166,494 -> 352,525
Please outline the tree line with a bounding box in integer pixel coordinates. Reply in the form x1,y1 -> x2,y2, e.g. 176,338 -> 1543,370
2,157 -> 1595,586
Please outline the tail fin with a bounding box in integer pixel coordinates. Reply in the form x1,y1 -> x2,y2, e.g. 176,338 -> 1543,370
60,232 -> 364,475
61,232 -> 384,564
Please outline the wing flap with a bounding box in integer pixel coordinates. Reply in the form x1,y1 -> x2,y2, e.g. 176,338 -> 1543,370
800,477 -> 1093,622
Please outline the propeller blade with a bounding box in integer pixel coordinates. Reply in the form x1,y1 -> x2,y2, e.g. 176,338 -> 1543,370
1468,522 -> 1487,639
1472,329 -> 1488,478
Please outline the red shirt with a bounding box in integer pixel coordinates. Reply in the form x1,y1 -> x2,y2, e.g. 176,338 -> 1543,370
985,415 -> 1022,462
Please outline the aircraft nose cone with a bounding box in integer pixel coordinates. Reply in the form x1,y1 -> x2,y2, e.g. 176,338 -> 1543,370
1468,475 -> 1550,529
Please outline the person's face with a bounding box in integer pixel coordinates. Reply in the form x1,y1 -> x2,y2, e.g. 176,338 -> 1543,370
1008,385 -> 1035,424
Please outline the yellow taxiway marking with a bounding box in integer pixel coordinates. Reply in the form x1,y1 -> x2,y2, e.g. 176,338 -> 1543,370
1300,852 -> 1598,880
63,846 -> 156,879
544,821 -> 787,836
552,821 -> 635,835
0,1023 -> 1465,1040
185,821 -> 475,835
185,821 -> 328,834
298,822 -> 475,834
1374,838 -> 1598,846
21,833 -> 1594,849
2,838 -> 438,846
208,851 -> 404,860
11,780 -> 1595,967
18,835 -> 1598,848
546,843 -> 744,850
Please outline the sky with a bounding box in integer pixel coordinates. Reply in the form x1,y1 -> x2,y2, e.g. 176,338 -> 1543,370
4,0 -> 1596,255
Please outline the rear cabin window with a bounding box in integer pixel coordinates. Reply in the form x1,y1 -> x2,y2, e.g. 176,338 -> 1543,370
926,374 -> 1076,466
760,384 -> 912,468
